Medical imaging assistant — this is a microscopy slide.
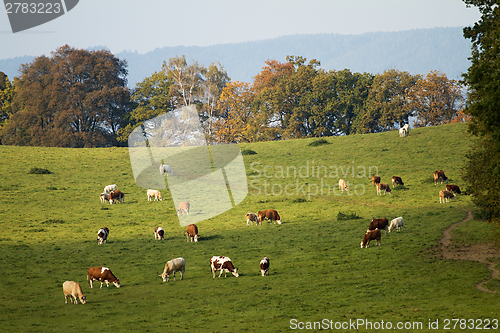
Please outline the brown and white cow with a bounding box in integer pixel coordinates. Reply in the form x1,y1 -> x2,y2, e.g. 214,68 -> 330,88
154,226 -> 164,240
99,192 -> 110,203
446,184 -> 462,195
439,190 -> 456,203
97,227 -> 109,245
339,179 -> 348,192
185,224 -> 198,242
177,201 -> 190,216
360,229 -> 381,248
371,175 -> 381,186
260,257 -> 270,276
257,209 -> 281,225
245,212 -> 259,226
63,281 -> 86,305
368,218 -> 389,235
210,256 -> 239,278
433,170 -> 448,185
391,176 -> 404,187
376,183 -> 392,195
159,257 -> 185,282
109,190 -> 124,204
87,267 -> 121,288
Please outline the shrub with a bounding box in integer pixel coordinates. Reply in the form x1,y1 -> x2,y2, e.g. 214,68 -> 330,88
242,149 -> 257,155
308,138 -> 329,147
337,211 -> 362,221
28,167 -> 52,174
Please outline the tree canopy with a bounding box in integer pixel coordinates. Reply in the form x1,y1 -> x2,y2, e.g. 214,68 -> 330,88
461,0 -> 500,246
0,45 -> 131,147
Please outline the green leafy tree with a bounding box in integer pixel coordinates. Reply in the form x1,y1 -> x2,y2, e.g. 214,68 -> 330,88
0,72 -> 14,138
354,69 -> 417,133
0,45 -> 131,147
461,0 -> 500,246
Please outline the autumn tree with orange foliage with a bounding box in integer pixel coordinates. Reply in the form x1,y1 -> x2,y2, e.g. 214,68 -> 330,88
407,70 -> 465,127
213,81 -> 256,143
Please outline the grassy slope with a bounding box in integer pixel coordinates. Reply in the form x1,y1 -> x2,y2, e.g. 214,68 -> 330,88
0,122 -> 497,332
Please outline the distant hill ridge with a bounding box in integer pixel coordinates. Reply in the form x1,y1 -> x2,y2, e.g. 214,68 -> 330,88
0,27 -> 471,87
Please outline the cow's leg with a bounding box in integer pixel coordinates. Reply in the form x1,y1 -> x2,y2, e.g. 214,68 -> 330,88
173,272 -> 176,281
65,294 -> 69,304
180,269 -> 184,280
72,294 -> 78,304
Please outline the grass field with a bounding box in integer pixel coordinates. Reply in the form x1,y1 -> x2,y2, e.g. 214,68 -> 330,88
0,122 -> 499,332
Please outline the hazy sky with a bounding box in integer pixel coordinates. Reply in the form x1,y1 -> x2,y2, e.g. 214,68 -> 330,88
0,0 -> 481,59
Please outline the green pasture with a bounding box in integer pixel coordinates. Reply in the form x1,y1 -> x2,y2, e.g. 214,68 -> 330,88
0,122 -> 498,332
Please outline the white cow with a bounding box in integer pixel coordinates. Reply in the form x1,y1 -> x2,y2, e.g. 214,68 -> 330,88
103,184 -> 117,193
338,179 -> 348,192
389,217 -> 405,232
399,124 -> 410,137
159,257 -> 186,282
159,164 -> 175,176
147,189 -> 163,201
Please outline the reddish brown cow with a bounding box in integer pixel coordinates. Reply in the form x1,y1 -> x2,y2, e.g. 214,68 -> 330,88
109,190 -> 124,204
210,256 -> 239,278
257,209 -> 281,225
446,184 -> 462,195
369,218 -> 389,235
154,226 -> 164,240
376,183 -> 392,195
185,224 -> 198,242
391,176 -> 404,187
371,175 -> 381,186
360,229 -> 381,248
433,170 -> 448,185
87,267 -> 121,288
97,227 -> 109,245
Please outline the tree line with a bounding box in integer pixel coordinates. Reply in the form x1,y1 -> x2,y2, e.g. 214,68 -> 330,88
0,45 -> 466,147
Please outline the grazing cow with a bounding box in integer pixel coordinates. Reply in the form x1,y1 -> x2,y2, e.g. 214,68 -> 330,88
87,267 -> 121,288
338,179 -> 348,192
63,281 -> 86,305
154,226 -> 165,240
99,192 -> 110,203
103,184 -> 117,194
260,257 -> 270,276
185,224 -> 198,242
389,217 -> 405,232
391,176 -> 404,187
159,164 -> 175,176
210,256 -> 239,278
446,184 -> 462,195
245,212 -> 259,226
399,124 -> 410,137
158,257 -> 185,282
97,227 -> 109,245
376,182 -> 392,195
369,218 -> 389,235
360,229 -> 381,248
257,209 -> 281,225
177,201 -> 190,216
147,189 -> 163,201
433,170 -> 448,185
439,190 -> 456,203
109,190 -> 124,204
371,175 -> 381,186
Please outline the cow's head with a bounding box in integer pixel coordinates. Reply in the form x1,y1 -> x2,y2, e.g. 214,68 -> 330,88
193,234 -> 198,242
232,268 -> 239,277
113,279 -> 121,288
276,219 -> 282,225
79,295 -> 87,304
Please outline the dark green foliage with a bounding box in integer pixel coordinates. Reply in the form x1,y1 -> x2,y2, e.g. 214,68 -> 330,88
28,167 -> 51,174
308,138 -> 329,146
241,148 -> 257,155
462,0 -> 500,246
337,210 -> 362,220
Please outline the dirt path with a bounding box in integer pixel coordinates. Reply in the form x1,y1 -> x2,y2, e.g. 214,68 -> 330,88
439,210 -> 500,293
